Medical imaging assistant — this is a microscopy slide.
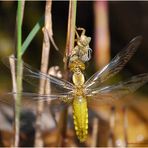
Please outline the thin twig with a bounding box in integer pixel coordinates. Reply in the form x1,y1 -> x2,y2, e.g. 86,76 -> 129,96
34,27 -> 50,147
34,1 -> 52,147
45,0 -> 59,51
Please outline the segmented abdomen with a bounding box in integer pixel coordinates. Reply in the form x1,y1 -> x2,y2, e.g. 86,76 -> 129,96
72,96 -> 88,142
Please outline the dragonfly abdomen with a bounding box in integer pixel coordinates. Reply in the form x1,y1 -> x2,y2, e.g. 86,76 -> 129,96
72,96 -> 88,142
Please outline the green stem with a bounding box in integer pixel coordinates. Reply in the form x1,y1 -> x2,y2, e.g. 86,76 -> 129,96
15,0 -> 23,146
17,1 -> 22,59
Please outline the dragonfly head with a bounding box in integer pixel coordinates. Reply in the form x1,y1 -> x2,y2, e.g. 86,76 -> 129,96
69,59 -> 85,71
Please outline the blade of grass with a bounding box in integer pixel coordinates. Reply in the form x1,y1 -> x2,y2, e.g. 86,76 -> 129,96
21,16 -> 44,55
56,0 -> 77,146
13,0 -> 25,147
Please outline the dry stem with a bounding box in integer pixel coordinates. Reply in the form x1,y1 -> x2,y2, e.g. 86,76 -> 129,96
34,1 -> 52,147
55,0 -> 77,146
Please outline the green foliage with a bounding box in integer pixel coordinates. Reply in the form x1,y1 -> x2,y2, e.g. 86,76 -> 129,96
22,16 -> 44,55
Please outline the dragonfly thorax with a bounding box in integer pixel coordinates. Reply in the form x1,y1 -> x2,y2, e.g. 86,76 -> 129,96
73,87 -> 85,96
72,70 -> 85,87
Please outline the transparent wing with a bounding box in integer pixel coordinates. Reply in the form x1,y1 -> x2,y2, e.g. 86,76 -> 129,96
0,92 -> 73,108
84,36 -> 142,90
2,56 -> 74,95
0,92 -> 73,130
87,73 -> 148,103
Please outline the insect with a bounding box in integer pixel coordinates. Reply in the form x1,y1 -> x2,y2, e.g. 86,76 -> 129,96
2,33 -> 148,142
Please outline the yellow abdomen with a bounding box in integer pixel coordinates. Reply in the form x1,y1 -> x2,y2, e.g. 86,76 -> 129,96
72,96 -> 88,142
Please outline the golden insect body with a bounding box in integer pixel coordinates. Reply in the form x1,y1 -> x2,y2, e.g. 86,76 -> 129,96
69,59 -> 88,142
3,29 -> 148,143
73,95 -> 88,142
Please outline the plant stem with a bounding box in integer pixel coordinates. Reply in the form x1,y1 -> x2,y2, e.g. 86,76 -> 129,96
64,0 -> 77,69
14,0 -> 25,147
56,0 -> 77,146
34,1 -> 52,147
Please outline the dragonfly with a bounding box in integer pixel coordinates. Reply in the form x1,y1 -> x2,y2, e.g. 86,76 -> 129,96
2,35 -> 148,142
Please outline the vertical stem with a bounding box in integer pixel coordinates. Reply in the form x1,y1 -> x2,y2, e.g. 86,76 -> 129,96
34,1 -> 51,147
14,0 -> 25,147
64,0 -> 77,69
56,0 -> 77,146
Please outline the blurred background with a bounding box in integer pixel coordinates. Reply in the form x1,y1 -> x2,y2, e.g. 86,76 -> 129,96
0,1 -> 148,147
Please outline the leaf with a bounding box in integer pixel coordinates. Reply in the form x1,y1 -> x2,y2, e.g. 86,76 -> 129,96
21,16 -> 44,55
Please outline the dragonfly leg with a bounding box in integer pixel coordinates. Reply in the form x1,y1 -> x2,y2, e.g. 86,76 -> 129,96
60,97 -> 72,104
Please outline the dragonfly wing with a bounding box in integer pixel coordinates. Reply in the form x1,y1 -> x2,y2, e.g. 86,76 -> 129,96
2,56 -> 74,94
84,36 -> 142,90
87,73 -> 148,103
0,92 -> 72,130
0,92 -> 73,108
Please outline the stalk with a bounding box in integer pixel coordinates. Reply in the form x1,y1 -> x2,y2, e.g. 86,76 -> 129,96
34,1 -> 52,147
64,0 -> 77,69
14,0 -> 25,147
56,0 -> 77,146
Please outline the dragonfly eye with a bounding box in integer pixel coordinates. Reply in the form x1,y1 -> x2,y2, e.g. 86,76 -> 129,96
69,59 -> 85,72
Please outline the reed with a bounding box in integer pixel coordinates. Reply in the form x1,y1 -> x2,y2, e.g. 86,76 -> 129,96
34,1 -> 53,147
56,0 -> 77,146
13,1 -> 25,147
